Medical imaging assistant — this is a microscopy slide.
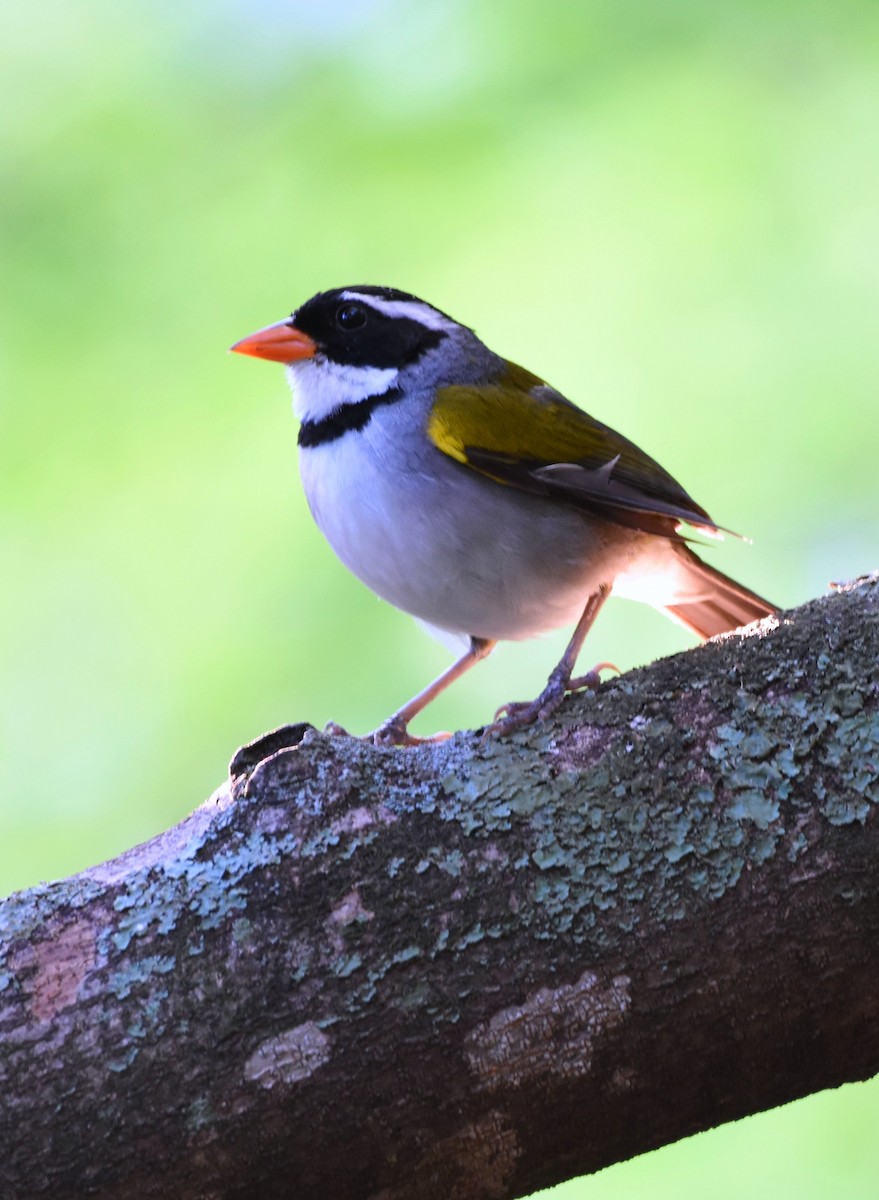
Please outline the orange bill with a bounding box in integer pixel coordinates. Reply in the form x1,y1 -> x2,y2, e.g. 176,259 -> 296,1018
230,320 -> 317,363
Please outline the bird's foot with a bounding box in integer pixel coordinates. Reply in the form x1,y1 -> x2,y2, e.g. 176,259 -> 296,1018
325,716 -> 448,746
486,661 -> 617,739
368,716 -> 452,748
486,679 -> 569,739
567,661 -> 619,692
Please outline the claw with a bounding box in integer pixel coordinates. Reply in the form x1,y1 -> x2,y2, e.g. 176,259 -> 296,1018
567,661 -> 619,692
484,699 -> 550,740
491,700 -> 526,724
485,685 -> 567,740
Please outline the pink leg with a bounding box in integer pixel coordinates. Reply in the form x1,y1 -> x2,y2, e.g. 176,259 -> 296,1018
371,637 -> 496,746
487,585 -> 611,738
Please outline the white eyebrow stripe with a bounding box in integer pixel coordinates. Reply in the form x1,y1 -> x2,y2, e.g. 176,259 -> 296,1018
340,291 -> 453,331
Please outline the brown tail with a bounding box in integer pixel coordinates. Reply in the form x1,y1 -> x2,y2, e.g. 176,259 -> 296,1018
663,545 -> 777,640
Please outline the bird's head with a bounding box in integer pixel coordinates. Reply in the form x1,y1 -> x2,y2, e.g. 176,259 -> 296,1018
231,286 -> 488,424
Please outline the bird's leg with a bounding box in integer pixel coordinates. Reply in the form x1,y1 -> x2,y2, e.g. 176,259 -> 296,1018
371,637 -> 496,747
487,585 -> 611,738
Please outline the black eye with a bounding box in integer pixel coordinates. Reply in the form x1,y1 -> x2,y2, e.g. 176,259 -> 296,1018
335,302 -> 368,330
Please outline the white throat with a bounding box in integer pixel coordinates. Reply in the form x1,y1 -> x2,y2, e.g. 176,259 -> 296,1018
285,357 -> 400,424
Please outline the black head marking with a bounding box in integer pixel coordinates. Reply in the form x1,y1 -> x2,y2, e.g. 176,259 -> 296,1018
289,286 -> 455,369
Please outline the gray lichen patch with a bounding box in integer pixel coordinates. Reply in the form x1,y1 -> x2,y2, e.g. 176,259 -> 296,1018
244,1021 -> 331,1088
105,821 -> 302,956
465,970 -> 631,1089
107,953 -> 175,1001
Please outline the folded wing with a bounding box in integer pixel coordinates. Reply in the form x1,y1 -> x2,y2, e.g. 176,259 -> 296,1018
428,362 -> 725,539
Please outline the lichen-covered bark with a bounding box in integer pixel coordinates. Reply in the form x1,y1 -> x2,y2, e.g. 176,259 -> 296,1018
0,575 -> 877,1200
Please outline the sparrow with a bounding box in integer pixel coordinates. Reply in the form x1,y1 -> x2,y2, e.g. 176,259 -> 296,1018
231,285 -> 776,745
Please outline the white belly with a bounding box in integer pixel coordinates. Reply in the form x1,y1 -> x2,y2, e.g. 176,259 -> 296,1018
298,408 -> 663,643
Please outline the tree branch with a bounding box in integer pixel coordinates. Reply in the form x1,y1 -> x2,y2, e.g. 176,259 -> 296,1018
1,575 -> 878,1200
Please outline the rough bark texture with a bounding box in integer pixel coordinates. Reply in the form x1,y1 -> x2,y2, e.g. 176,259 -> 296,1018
1,575 -> 878,1200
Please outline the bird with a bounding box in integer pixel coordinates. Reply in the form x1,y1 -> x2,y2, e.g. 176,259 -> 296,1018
231,285 -> 776,746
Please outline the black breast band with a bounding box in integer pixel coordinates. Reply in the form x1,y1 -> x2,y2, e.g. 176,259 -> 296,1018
297,387 -> 404,448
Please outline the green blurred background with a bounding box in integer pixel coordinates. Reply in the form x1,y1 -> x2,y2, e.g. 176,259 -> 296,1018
2,0 -> 877,1194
